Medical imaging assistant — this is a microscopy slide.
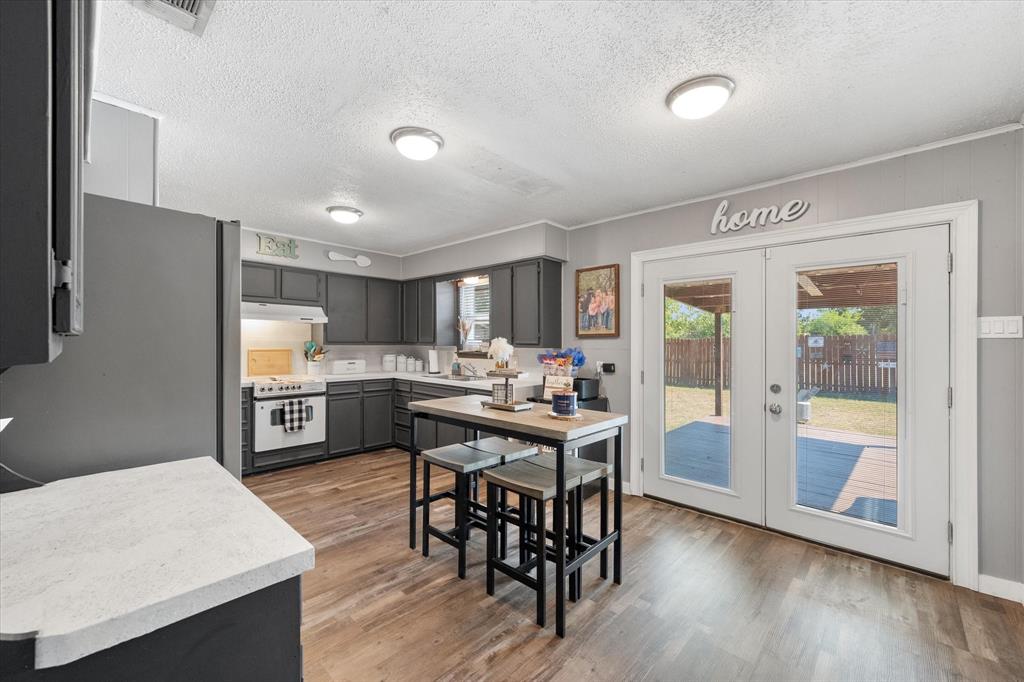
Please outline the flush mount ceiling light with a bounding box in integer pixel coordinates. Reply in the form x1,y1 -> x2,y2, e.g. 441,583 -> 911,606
390,127 -> 444,161
666,75 -> 735,120
326,206 -> 363,224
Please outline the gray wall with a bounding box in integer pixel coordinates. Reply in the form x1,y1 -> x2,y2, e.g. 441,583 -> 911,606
240,229 -> 402,280
401,221 -> 566,279
562,129 -> 1024,583
0,195 -> 224,487
82,100 -> 156,205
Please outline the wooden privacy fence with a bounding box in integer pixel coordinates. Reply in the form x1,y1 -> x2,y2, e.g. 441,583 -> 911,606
664,334 -> 898,394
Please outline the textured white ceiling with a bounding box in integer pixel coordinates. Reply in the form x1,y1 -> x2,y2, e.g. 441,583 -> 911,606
95,0 -> 1024,254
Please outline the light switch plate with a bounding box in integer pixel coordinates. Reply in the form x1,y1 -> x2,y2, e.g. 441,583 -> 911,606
977,316 -> 1023,339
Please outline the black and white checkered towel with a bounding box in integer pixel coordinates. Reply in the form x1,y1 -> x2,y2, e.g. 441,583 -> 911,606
282,398 -> 306,433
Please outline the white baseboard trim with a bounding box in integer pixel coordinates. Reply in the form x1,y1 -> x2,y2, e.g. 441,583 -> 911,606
978,574 -> 1024,604
608,479 -> 634,496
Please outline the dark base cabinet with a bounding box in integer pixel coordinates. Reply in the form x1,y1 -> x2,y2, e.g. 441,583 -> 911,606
241,388 -> 253,474
362,381 -> 393,450
0,577 -> 302,682
327,383 -> 363,457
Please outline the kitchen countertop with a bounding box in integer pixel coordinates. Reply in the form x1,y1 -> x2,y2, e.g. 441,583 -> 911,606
0,457 -> 314,669
241,371 -> 544,391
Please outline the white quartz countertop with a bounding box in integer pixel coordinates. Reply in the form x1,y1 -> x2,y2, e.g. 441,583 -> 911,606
0,457 -> 314,669
241,370 -> 544,391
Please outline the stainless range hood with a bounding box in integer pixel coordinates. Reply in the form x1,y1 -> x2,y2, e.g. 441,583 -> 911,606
241,301 -> 328,324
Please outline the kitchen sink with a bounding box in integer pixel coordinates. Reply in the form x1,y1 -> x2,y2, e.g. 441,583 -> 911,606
421,374 -> 486,381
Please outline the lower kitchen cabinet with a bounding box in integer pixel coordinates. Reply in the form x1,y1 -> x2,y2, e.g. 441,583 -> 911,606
241,388 -> 253,474
362,389 -> 393,450
327,393 -> 362,457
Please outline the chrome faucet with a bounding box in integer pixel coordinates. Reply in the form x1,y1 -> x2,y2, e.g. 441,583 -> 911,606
461,362 -> 483,377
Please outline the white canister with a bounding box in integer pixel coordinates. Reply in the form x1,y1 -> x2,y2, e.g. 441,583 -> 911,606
306,361 -> 322,375
415,359 -> 424,372
406,356 -> 417,372
396,354 -> 406,371
383,354 -> 397,372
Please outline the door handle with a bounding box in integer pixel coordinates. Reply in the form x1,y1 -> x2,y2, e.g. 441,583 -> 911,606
768,403 -> 783,415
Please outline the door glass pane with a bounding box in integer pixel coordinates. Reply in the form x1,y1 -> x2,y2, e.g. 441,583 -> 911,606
663,278 -> 732,489
794,263 -> 898,526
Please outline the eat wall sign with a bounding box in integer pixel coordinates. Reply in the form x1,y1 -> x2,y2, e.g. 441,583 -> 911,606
710,199 -> 810,235
256,233 -> 299,259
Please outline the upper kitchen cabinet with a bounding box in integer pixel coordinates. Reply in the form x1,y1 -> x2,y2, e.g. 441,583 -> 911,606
489,264 -> 513,341
1,0 -> 94,369
324,274 -> 367,344
242,263 -> 322,305
416,278 -> 436,344
402,280 -> 419,343
279,267 -> 322,304
401,278 -> 436,344
366,278 -> 402,343
489,258 -> 561,347
241,262 -> 279,300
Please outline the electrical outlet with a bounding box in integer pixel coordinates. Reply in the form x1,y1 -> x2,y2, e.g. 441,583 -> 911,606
600,362 -> 615,374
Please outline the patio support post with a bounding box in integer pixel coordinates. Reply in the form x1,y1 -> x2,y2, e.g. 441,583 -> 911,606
714,311 -> 723,417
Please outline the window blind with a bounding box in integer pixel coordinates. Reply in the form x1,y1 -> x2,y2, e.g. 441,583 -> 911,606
457,276 -> 490,343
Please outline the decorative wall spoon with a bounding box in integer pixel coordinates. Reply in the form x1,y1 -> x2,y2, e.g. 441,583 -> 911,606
327,252 -> 372,267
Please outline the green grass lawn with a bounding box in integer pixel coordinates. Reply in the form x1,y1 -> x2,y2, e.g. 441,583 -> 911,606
664,385 -> 896,436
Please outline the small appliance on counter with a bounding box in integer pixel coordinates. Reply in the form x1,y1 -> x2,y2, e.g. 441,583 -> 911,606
331,359 -> 367,375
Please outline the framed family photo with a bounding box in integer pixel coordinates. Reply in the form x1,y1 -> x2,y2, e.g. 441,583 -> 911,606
575,263 -> 619,338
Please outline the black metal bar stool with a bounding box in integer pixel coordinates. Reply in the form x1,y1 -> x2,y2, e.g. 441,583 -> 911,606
421,438 -> 536,578
481,455 -> 610,629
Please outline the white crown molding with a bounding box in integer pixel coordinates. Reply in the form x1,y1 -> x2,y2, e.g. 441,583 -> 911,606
568,123 -> 1023,231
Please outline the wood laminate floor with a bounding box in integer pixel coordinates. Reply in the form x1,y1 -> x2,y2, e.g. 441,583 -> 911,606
245,449 -> 1024,681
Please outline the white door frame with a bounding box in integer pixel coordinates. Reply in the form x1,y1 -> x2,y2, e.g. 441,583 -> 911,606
629,200 -> 979,589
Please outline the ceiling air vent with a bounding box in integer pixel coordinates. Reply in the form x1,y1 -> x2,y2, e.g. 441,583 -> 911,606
131,0 -> 216,37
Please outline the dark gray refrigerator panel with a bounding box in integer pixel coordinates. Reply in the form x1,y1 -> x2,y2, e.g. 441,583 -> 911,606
0,194 -> 239,489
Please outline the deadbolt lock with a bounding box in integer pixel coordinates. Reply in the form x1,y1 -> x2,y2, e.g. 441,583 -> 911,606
770,383 -> 782,394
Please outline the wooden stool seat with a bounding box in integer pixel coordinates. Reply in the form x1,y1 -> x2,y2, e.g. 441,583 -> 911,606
528,452 -> 610,485
482,460 -> 585,500
464,437 -> 537,462
421,443 -> 504,474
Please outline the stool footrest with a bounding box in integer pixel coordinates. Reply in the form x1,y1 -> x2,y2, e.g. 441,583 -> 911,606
489,558 -> 540,591
566,530 -> 618,575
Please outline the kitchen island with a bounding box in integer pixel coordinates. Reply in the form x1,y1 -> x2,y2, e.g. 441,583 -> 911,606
0,457 -> 314,681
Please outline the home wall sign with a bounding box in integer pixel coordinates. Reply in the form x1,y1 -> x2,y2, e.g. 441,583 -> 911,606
255,233 -> 299,259
710,198 -> 810,235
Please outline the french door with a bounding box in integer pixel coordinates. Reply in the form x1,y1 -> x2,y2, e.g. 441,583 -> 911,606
642,225 -> 951,575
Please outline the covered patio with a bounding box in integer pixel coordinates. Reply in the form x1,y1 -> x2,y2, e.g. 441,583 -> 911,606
663,264 -> 899,526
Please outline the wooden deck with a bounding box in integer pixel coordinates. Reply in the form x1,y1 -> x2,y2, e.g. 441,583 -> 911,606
244,450 -> 1024,681
665,420 -> 897,525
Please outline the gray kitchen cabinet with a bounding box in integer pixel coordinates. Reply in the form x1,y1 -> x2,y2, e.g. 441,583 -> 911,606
512,261 -> 541,345
416,278 -> 435,344
510,258 -> 562,347
489,264 -> 513,341
325,274 -> 367,344
327,393 -> 363,457
366,279 -> 402,343
1,0 -> 91,369
279,267 -> 322,304
361,379 -> 394,450
402,281 -> 419,343
241,262 -> 279,300
362,389 -> 393,450
241,388 -> 253,474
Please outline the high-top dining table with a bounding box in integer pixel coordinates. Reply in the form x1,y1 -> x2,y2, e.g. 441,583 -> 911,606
408,394 -> 628,637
